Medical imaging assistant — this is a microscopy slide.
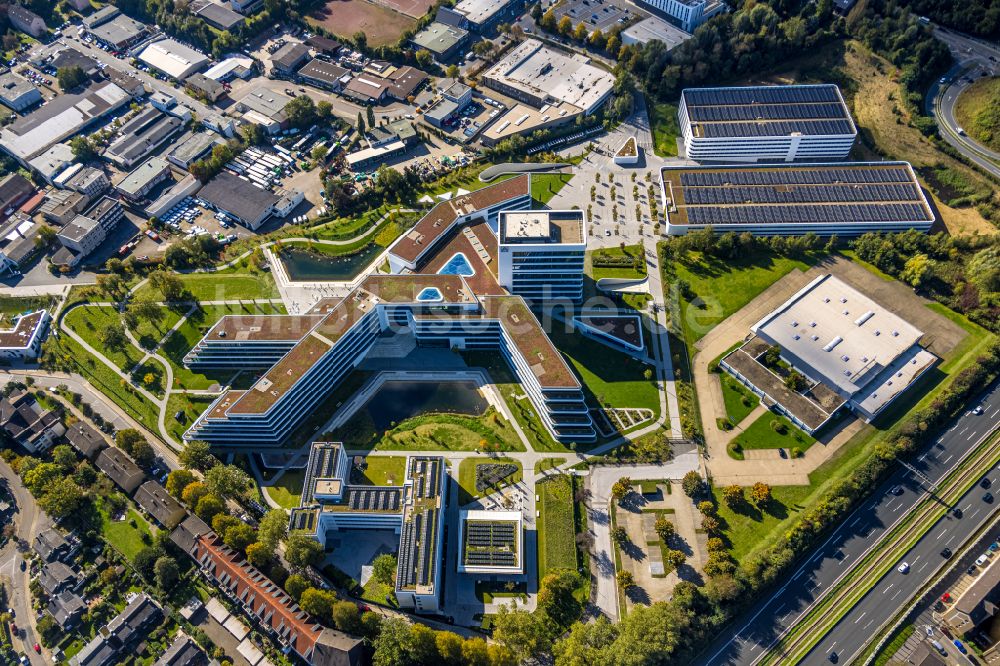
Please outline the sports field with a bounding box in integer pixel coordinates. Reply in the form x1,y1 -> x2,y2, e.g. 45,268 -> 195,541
308,0 -> 421,45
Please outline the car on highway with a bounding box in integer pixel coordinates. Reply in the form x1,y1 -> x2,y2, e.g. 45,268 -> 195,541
941,547 -> 953,558
958,127 -> 967,136
827,652 -> 838,663
898,562 -> 910,574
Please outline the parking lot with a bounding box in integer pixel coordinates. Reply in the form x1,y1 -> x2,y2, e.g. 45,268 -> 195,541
547,0 -> 635,33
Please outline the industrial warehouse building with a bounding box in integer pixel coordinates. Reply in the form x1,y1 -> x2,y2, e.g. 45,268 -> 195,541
138,39 -> 210,80
679,85 -> 857,163
659,162 -> 934,236
720,274 -> 937,433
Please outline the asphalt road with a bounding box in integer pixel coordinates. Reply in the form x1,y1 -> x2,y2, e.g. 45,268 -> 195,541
695,382 -> 1000,666
804,443 -> 1000,664
0,461 -> 50,666
926,27 -> 1000,180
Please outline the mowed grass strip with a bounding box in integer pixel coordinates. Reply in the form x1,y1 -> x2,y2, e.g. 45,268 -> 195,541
135,272 -> 279,302
537,474 -> 578,578
719,372 -> 759,424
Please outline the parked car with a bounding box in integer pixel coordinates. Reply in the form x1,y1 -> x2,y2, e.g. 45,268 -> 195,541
954,639 -> 967,654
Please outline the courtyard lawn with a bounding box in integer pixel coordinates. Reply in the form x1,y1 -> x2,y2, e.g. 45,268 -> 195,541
135,272 -> 279,302
100,501 -> 154,562
361,578 -> 398,608
590,244 -> 648,281
674,250 -> 822,342
263,469 -> 305,510
648,99 -> 680,157
461,350 -> 574,453
537,474 -> 579,579
727,412 -> 816,459
719,372 -> 759,425
373,411 -> 526,453
456,457 -> 523,506
531,173 -> 574,205
352,456 -> 407,486
547,325 -> 659,413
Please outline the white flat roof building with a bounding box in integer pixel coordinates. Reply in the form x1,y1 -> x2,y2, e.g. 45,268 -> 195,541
482,39 -> 615,115
621,16 -> 692,48
138,39 -> 211,80
750,275 -> 937,421
679,84 -> 857,163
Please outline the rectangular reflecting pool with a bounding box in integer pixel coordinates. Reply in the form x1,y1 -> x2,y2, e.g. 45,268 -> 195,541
278,243 -> 382,281
362,380 -> 487,430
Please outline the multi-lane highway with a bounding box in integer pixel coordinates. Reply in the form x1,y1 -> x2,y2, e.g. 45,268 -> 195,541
927,27 -> 1000,180
695,382 -> 1000,666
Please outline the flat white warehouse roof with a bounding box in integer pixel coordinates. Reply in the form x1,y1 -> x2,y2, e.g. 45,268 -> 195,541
483,39 -> 615,114
751,274 -> 924,397
138,39 -> 210,80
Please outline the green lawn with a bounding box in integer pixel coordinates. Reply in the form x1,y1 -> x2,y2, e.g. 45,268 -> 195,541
590,244 -> 647,281
648,99 -> 680,157
547,325 -> 659,412
64,306 -> 140,373
674,250 -> 822,342
352,455 -> 407,486
135,272 -> 279,302
263,469 -> 304,510
43,333 -> 161,433
531,173 -> 574,205
358,411 -> 526,453
456,457 -> 523,506
130,308 -> 185,351
537,474 -> 579,579
0,295 -> 56,320
719,372 -> 759,425
361,578 -> 398,608
535,457 -> 567,474
100,500 -> 154,562
727,412 -> 816,459
165,392 -> 215,443
461,350 -> 577,453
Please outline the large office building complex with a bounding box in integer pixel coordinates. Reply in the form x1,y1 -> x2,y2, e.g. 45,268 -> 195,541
288,443 -> 447,612
497,209 -> 586,301
635,0 -> 726,32
659,162 -> 934,236
679,85 -> 857,163
183,176 -> 594,445
720,274 -> 937,433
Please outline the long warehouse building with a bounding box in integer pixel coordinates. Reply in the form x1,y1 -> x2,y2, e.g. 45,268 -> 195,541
659,162 -> 934,236
679,84 -> 857,163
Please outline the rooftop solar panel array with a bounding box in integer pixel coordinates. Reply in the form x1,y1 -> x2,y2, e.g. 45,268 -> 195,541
344,487 -> 402,512
685,203 -> 929,225
683,183 -> 921,205
678,166 -> 913,187
697,119 -> 855,138
684,85 -> 842,107
666,164 -> 933,227
683,85 -> 855,138
301,443 -> 341,505
463,520 -> 518,567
